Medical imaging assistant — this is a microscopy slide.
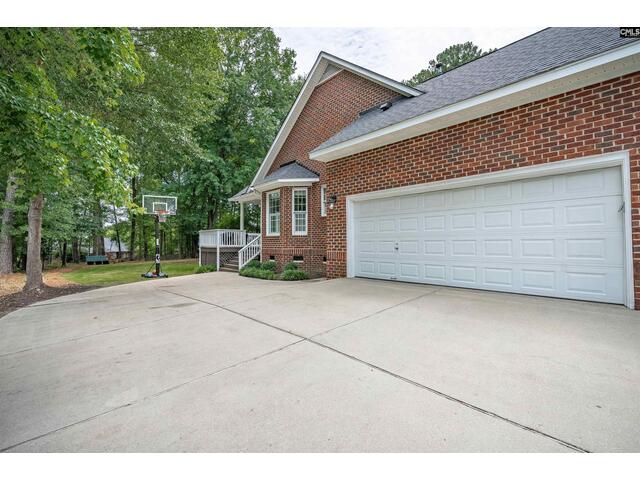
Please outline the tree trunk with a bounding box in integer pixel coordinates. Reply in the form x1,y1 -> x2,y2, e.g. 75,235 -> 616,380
61,241 -> 67,267
92,201 -> 105,256
0,173 -> 18,275
206,199 -> 219,229
24,193 -> 45,291
129,177 -> 137,261
72,239 -> 80,263
142,219 -> 149,260
112,203 -> 122,259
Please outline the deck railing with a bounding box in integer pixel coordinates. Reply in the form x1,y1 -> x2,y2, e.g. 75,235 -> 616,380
198,229 -> 260,270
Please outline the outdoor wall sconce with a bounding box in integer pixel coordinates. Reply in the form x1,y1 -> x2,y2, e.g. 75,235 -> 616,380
327,194 -> 337,210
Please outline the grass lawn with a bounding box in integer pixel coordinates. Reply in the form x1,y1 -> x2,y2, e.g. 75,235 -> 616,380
62,259 -> 199,287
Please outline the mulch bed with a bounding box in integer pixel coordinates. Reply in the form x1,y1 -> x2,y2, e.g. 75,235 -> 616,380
0,285 -> 96,319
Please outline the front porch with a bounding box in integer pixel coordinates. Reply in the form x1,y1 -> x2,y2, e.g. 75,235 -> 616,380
199,229 -> 260,272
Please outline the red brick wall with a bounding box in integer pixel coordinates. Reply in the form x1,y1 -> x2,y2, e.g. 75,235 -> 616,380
325,72 -> 640,303
261,69 -> 399,276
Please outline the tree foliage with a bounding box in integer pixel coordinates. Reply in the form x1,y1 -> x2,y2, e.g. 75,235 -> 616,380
0,28 -> 142,200
0,27 -> 302,278
405,41 -> 494,86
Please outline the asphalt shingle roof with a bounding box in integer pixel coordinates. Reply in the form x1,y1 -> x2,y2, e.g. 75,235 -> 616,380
255,162 -> 319,186
314,28 -> 639,152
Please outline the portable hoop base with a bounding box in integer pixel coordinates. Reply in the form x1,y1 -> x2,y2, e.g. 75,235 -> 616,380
140,213 -> 169,279
141,271 -> 168,279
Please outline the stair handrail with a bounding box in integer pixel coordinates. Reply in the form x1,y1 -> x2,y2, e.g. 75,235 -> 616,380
238,234 -> 261,270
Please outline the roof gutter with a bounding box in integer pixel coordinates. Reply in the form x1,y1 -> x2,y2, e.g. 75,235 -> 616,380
310,41 -> 640,163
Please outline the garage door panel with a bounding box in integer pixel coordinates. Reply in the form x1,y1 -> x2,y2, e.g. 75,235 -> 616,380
425,215 -> 446,231
483,210 -> 512,228
354,167 -> 625,304
483,267 -> 514,287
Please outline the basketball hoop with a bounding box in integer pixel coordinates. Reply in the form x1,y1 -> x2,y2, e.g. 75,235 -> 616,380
157,210 -> 169,223
140,195 -> 178,279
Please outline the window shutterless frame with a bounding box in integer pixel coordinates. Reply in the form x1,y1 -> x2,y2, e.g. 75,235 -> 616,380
320,185 -> 327,217
292,187 -> 308,236
266,190 -> 280,236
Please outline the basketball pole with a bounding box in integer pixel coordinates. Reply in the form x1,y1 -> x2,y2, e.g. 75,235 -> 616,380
155,214 -> 161,277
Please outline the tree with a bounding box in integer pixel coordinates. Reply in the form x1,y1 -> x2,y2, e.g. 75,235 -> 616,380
103,28 -> 226,260
405,41 -> 494,86
0,28 -> 142,290
192,28 -> 302,229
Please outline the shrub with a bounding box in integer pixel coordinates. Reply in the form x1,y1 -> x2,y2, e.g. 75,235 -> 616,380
195,264 -> 217,274
283,262 -> 299,271
240,266 -> 276,280
261,260 -> 278,272
280,269 -> 309,281
245,259 -> 261,269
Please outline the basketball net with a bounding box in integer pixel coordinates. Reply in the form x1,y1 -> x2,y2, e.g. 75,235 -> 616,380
157,210 -> 169,223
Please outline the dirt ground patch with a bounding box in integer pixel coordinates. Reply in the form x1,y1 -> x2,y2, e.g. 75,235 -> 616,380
0,270 -> 94,319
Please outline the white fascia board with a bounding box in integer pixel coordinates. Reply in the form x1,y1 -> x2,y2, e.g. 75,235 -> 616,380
229,191 -> 260,203
249,52 -> 421,187
253,178 -> 319,193
311,42 -> 640,163
319,52 -> 422,97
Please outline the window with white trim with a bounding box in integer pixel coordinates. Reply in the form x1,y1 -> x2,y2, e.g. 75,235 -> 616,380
292,188 -> 308,236
266,190 -> 280,235
320,185 -> 327,217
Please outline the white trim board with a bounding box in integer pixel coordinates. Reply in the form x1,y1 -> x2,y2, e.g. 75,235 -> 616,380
253,178 -> 318,193
312,42 -> 640,162
250,52 -> 420,187
345,151 -> 635,309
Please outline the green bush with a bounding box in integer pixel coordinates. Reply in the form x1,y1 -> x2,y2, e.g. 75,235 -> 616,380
280,269 -> 309,281
283,262 -> 299,271
240,266 -> 276,280
195,264 -> 217,274
245,259 -> 261,269
261,260 -> 278,272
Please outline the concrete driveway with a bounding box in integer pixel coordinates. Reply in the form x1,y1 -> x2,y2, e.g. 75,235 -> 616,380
1,273 -> 639,452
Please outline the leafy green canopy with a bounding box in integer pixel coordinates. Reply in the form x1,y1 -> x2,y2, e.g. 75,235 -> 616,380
180,28 -> 303,230
0,28 -> 143,204
405,41 -> 494,87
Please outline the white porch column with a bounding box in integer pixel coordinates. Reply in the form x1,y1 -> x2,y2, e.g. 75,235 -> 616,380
239,201 -> 245,231
216,230 -> 220,271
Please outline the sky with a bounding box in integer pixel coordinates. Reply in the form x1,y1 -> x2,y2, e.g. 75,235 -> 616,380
273,28 -> 542,81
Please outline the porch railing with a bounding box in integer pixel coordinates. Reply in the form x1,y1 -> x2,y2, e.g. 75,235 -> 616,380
198,229 -> 260,270
238,234 -> 261,269
199,229 -> 248,248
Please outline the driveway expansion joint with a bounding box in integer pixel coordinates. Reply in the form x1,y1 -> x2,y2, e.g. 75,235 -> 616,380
159,288 -> 589,453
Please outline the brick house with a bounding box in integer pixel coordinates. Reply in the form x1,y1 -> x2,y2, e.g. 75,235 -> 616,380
201,28 -> 640,309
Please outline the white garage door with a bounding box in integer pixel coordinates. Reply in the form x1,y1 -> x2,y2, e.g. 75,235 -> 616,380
353,167 -> 625,304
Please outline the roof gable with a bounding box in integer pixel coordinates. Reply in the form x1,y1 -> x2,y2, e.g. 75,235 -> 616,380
249,52 -> 421,186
